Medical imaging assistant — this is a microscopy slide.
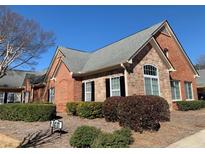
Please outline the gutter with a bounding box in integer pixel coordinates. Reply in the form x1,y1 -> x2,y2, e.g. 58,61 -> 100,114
72,64 -> 123,77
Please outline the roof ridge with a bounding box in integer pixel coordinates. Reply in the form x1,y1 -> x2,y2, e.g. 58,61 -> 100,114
90,20 -> 165,53
59,20 -> 165,55
8,69 -> 37,73
80,20 -> 165,73
59,46 -> 91,54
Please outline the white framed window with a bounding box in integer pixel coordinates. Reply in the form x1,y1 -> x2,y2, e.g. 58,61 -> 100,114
49,88 -> 55,103
85,81 -> 92,102
171,80 -> 181,101
7,93 -> 21,103
7,93 -> 15,103
0,92 -> 4,104
143,65 -> 160,96
110,77 -> 121,96
185,82 -> 193,100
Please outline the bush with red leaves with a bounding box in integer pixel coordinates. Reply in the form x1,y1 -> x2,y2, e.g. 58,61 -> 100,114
117,95 -> 170,133
102,96 -> 125,122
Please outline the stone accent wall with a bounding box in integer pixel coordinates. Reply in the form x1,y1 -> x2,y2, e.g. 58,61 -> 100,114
127,44 -> 172,105
155,28 -> 198,101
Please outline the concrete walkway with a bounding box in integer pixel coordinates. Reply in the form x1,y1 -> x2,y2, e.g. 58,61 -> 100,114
0,133 -> 20,148
168,129 -> 205,148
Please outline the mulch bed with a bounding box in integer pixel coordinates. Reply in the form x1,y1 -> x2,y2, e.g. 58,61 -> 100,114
0,108 -> 205,148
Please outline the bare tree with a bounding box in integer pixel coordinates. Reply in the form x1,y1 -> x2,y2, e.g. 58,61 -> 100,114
196,54 -> 205,70
0,6 -> 55,78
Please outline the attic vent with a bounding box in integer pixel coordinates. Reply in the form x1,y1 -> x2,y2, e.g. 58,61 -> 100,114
163,48 -> 169,58
161,27 -> 170,36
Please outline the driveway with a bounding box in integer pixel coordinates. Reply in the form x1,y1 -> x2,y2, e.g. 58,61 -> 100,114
168,129 -> 205,148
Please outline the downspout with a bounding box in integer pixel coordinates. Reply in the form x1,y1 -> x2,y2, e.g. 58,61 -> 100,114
121,63 -> 129,96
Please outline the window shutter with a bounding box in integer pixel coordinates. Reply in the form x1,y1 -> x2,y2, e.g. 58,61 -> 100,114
106,78 -> 110,98
82,82 -> 85,101
91,81 -> 95,101
4,92 -> 7,103
48,90 -> 50,102
120,76 -> 126,97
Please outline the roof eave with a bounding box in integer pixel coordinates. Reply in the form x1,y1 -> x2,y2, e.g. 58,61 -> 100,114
72,64 -> 123,77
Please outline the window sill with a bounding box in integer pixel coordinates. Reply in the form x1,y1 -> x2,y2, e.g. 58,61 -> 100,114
172,99 -> 182,102
185,99 -> 194,101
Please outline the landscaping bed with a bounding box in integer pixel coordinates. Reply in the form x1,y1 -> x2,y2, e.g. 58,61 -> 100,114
0,108 -> 205,148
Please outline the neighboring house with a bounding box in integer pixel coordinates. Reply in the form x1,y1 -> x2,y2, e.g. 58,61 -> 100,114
0,70 -> 46,104
0,20 -> 199,112
197,69 -> 205,100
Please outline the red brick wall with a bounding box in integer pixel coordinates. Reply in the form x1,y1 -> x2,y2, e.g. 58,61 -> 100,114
155,29 -> 198,101
54,62 -> 75,112
44,50 -> 82,112
74,78 -> 82,101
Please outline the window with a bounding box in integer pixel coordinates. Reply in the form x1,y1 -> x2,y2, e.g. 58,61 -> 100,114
185,82 -> 193,100
7,93 -> 21,103
7,93 -> 15,103
0,92 -> 4,104
24,92 -> 30,103
85,81 -> 92,101
144,65 -> 160,96
49,88 -> 55,103
171,80 -> 181,100
110,77 -> 121,96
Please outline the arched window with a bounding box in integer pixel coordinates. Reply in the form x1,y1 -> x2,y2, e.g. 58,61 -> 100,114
143,65 -> 160,96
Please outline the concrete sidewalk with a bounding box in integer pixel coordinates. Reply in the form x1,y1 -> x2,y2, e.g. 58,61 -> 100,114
168,129 -> 205,148
0,133 -> 20,148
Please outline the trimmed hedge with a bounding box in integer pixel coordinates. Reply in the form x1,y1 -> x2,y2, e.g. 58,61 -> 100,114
91,128 -> 133,148
70,125 -> 133,148
0,103 -> 56,122
176,100 -> 205,111
66,102 -> 103,119
77,102 -> 103,119
69,125 -> 101,148
66,102 -> 79,115
117,95 -> 170,132
103,96 -> 125,122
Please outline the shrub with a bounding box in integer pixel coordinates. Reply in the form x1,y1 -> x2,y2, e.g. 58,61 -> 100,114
91,128 -> 133,148
76,102 -> 103,119
66,102 -> 79,115
117,95 -> 170,132
0,103 -> 56,122
176,101 -> 205,111
103,96 -> 125,122
69,125 -> 101,148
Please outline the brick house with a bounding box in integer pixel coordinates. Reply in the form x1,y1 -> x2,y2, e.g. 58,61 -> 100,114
0,20 -> 199,112
0,70 -> 47,104
197,69 -> 205,100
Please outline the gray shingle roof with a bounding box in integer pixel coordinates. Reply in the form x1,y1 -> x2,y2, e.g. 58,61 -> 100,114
59,47 -> 91,73
59,21 -> 164,74
197,69 -> 205,87
0,70 -> 33,88
0,70 -> 46,88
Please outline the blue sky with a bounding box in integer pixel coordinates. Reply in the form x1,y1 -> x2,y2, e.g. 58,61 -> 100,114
9,6 -> 205,71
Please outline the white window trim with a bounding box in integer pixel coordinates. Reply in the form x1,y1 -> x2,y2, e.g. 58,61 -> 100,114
109,76 -> 121,97
7,92 -> 15,103
171,80 -> 182,101
185,82 -> 194,101
49,88 -> 55,104
83,80 -> 93,102
0,92 -> 5,104
143,64 -> 161,96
